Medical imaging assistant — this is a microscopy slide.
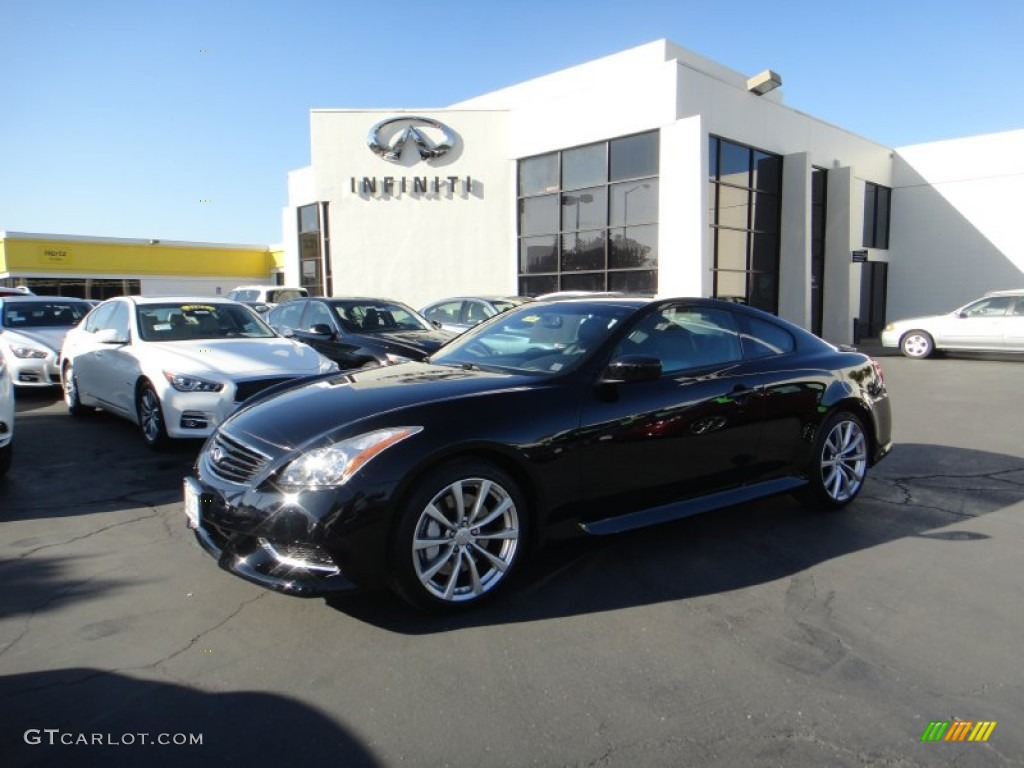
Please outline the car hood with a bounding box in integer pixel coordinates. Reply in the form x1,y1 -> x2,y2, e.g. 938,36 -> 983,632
222,361 -> 535,453
350,329 -> 454,358
1,327 -> 73,353
144,337 -> 327,377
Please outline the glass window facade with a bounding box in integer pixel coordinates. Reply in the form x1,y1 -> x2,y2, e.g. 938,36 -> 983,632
297,203 -> 329,296
517,131 -> 659,296
708,137 -> 782,313
862,182 -> 891,249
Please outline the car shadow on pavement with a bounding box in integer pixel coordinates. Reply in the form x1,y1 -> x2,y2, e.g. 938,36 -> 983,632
0,668 -> 380,768
326,442 -> 1024,633
0,408 -> 202,522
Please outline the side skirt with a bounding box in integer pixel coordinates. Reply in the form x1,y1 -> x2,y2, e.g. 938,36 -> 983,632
581,476 -> 808,536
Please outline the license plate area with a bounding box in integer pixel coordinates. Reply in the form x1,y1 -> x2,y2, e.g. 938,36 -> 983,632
184,478 -> 214,530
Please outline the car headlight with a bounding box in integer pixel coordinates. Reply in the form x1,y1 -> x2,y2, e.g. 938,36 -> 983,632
9,344 -> 49,359
162,371 -> 224,392
384,353 -> 414,365
318,356 -> 340,373
277,427 -> 422,488
883,323 -> 895,332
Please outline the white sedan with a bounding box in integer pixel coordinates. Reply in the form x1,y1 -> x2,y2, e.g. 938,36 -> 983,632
0,296 -> 93,388
0,349 -> 13,476
880,289 -> 1024,358
60,296 -> 338,448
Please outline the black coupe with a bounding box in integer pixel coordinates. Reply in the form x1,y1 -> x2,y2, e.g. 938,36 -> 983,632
185,297 -> 892,611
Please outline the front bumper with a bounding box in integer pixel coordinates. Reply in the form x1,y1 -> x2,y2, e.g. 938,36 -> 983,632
9,356 -> 60,387
879,329 -> 901,348
183,473 -> 383,596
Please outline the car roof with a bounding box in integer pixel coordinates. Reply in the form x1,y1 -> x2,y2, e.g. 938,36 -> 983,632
0,295 -> 90,303
118,296 -> 242,305
984,288 -> 1024,297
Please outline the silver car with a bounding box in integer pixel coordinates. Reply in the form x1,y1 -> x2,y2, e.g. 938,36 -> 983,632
420,296 -> 532,334
881,289 -> 1024,358
0,297 -> 93,387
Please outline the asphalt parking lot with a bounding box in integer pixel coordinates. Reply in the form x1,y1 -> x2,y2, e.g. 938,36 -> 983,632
1,353 -> 1022,767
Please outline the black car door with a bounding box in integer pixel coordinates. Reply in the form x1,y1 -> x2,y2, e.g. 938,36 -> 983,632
574,303 -> 766,528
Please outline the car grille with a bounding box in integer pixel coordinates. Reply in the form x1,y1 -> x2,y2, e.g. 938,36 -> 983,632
234,376 -> 298,403
204,431 -> 271,485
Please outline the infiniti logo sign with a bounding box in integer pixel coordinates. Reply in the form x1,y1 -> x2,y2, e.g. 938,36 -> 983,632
367,116 -> 456,163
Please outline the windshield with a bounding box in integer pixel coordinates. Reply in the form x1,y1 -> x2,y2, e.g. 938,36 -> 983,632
1,300 -> 90,328
330,300 -> 434,333
136,302 -> 276,341
431,301 -> 633,374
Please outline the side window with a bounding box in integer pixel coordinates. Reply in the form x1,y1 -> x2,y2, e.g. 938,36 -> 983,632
84,302 -> 116,332
107,302 -> 131,341
304,301 -> 334,329
465,301 -> 491,325
963,297 -> 1013,317
740,316 -> 795,359
615,306 -> 742,374
424,300 -> 463,325
268,302 -> 305,330
1013,298 -> 1024,316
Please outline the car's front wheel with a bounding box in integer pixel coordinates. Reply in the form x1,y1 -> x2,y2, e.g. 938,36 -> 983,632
137,381 -> 169,450
390,460 -> 527,611
802,411 -> 869,509
900,330 -> 934,359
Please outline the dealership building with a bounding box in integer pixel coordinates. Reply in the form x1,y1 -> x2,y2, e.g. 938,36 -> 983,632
4,39 -> 1022,346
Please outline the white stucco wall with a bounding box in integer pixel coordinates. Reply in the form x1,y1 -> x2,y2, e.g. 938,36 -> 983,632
888,129 -> 1024,318
303,110 -> 513,309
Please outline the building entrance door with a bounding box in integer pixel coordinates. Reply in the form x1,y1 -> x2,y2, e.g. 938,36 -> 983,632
857,261 -> 888,340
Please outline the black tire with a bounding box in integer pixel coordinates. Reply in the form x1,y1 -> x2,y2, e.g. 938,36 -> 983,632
801,411 -> 869,509
900,330 -> 934,359
0,443 -> 11,478
62,362 -> 90,417
136,382 -> 169,450
390,460 -> 527,611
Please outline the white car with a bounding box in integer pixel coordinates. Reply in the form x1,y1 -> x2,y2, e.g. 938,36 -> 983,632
0,296 -> 93,387
0,349 -> 13,476
880,289 -> 1024,358
59,296 -> 338,448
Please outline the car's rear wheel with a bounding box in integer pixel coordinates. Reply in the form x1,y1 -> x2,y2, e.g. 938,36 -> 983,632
137,382 -> 169,450
900,330 -> 934,359
802,411 -> 868,509
62,362 -> 89,417
390,460 -> 527,611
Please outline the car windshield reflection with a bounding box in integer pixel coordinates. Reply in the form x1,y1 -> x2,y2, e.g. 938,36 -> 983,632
430,302 -> 633,374
330,300 -> 434,334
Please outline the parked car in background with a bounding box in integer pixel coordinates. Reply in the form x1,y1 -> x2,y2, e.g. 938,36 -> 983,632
227,285 -> 309,314
0,296 -> 93,388
186,296 -> 892,611
881,289 -> 1024,358
0,286 -> 35,297
420,295 -> 533,334
0,350 -> 13,476
59,297 -> 337,448
265,297 -> 455,370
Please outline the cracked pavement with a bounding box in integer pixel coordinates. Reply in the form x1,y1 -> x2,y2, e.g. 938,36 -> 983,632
1,356 -> 1022,767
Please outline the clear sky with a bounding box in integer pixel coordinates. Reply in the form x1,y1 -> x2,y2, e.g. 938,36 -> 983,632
2,0 -> 1021,246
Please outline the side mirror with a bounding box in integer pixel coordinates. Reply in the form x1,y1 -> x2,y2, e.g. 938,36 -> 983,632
431,320 -> 443,330
309,323 -> 335,338
600,355 -> 662,384
95,327 -> 129,345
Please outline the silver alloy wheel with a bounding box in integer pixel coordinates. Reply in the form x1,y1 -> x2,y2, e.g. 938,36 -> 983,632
901,331 -> 933,358
411,477 -> 521,603
139,387 -> 164,444
819,418 -> 868,503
